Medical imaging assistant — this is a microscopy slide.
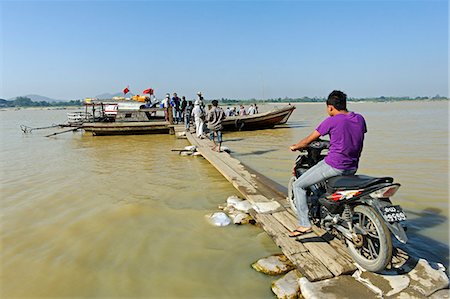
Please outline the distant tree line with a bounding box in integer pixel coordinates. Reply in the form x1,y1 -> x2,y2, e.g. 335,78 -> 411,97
0,97 -> 82,108
217,95 -> 448,104
1,95 -> 447,108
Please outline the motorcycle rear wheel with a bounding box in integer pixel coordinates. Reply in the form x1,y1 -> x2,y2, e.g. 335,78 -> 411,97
347,205 -> 393,272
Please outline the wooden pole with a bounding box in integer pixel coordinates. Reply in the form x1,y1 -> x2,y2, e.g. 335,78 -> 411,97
168,104 -> 174,125
45,127 -> 81,137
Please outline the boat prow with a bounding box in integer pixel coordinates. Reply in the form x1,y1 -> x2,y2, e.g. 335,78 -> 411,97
222,105 -> 295,131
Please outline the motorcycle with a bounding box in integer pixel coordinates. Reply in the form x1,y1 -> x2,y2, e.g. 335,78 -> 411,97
287,140 -> 407,272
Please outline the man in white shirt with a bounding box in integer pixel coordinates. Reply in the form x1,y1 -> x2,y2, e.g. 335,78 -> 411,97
191,100 -> 205,138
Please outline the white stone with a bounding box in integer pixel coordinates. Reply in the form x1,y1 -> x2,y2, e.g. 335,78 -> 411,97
226,195 -> 242,206
184,145 -> 196,151
352,268 -> 410,297
220,145 -> 231,153
176,131 -> 186,137
389,289 -> 427,299
253,201 -> 282,213
252,254 -> 295,276
231,212 -> 253,225
206,212 -> 231,227
272,270 -> 301,299
218,204 -> 226,210
222,205 -> 235,214
299,276 -> 379,299
407,259 -> 449,297
232,200 -> 253,213
430,289 -> 450,299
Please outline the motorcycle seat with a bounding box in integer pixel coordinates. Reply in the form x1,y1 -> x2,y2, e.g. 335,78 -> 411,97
327,175 -> 393,190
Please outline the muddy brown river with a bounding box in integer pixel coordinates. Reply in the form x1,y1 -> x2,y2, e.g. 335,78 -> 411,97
1,101 -> 448,298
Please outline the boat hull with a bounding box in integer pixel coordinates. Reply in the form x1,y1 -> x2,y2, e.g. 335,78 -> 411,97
82,122 -> 171,136
77,105 -> 296,135
221,105 -> 295,131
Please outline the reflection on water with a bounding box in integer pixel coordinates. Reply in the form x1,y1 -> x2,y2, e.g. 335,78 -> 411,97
1,101 -> 448,297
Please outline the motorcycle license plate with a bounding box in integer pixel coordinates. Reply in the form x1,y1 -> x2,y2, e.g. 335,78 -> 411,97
382,205 -> 407,222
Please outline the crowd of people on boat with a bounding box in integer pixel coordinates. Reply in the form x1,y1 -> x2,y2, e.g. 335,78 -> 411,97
224,104 -> 258,117
141,91 -> 260,151
148,92 -> 258,122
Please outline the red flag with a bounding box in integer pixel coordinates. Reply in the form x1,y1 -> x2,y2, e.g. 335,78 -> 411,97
143,88 -> 154,95
123,87 -> 130,94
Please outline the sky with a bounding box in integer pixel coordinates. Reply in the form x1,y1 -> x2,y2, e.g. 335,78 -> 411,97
0,0 -> 448,100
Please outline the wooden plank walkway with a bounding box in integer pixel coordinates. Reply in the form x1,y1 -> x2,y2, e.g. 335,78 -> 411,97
183,130 -> 357,281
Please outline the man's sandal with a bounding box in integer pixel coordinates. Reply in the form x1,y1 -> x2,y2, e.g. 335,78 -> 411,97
288,229 -> 313,238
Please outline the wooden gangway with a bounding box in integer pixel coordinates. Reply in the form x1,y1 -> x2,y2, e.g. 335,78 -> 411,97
184,131 -> 357,281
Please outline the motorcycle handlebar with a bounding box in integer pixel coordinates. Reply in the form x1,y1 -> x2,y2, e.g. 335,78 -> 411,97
291,140 -> 330,152
307,140 -> 330,150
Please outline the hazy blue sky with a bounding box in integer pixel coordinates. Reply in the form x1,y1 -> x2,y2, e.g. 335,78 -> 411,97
1,0 -> 448,100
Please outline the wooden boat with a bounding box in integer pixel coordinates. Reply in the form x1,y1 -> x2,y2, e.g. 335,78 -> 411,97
79,108 -> 171,135
82,120 -> 171,136
67,99 -> 172,136
68,99 -> 296,135
221,105 -> 296,131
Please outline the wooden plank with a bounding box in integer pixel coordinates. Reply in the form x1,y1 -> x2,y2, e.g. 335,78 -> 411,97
272,210 -> 299,231
256,214 -> 334,281
272,210 -> 356,275
272,211 -> 356,276
187,133 -> 286,208
273,209 -> 356,269
311,226 -> 356,265
290,252 -> 334,281
214,154 -> 287,204
299,235 -> 356,276
278,198 -> 353,261
187,133 -> 275,204
254,213 -> 308,254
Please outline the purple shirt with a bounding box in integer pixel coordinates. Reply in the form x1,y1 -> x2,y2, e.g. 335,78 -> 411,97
316,112 -> 367,170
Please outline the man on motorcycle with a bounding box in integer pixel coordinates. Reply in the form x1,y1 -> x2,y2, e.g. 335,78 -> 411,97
288,90 -> 367,237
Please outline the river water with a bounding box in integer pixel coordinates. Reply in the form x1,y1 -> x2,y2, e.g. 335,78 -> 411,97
0,101 -> 448,298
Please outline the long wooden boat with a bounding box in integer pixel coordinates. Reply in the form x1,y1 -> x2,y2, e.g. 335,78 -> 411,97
82,121 -> 171,136
68,100 -> 295,135
221,105 -> 296,131
78,107 -> 171,136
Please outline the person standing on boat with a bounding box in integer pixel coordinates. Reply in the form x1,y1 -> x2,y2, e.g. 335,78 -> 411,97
192,100 -> 205,138
197,92 -> 205,109
239,105 -> 247,116
163,93 -> 170,121
248,104 -> 256,115
185,100 -> 194,131
171,93 -> 182,124
207,100 -> 226,152
180,96 -> 187,120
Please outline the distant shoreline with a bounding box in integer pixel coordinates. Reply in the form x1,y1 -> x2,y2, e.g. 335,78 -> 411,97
0,97 -> 447,109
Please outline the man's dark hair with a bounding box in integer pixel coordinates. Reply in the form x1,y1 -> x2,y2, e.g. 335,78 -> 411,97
326,90 -> 347,111
211,100 -> 219,107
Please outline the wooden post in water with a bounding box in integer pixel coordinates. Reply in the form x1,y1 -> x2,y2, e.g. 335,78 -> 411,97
168,106 -> 175,134
168,105 -> 174,125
